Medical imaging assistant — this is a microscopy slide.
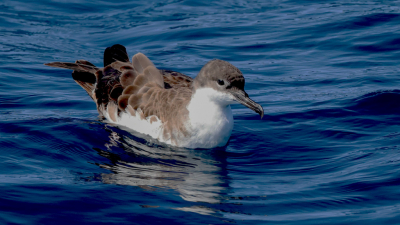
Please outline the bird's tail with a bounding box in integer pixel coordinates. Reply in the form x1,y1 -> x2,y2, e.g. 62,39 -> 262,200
45,60 -> 99,100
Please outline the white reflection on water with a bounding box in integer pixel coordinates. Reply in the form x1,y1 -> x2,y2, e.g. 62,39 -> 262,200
97,131 -> 229,206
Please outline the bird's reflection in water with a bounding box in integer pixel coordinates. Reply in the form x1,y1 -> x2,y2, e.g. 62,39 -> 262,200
94,129 -> 230,210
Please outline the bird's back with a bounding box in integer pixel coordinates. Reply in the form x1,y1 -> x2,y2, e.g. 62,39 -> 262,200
46,44 -> 194,144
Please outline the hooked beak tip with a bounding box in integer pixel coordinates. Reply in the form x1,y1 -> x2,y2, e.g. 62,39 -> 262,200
256,105 -> 264,119
231,89 -> 264,119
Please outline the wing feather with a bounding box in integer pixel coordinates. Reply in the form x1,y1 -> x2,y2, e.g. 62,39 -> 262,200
132,53 -> 154,73
45,45 -> 195,142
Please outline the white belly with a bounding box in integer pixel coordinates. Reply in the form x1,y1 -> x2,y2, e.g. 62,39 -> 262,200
104,107 -> 234,148
103,88 -> 235,149
103,108 -> 167,143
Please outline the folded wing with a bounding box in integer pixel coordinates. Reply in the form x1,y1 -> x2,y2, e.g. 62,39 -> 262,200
45,44 -> 193,142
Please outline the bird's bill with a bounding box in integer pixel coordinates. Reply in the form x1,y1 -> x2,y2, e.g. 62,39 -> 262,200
231,90 -> 264,118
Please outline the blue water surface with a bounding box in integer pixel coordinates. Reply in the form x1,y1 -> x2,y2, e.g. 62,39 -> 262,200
1,0 -> 400,224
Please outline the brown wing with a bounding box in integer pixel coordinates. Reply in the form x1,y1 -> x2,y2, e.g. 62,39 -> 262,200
45,44 -> 193,142
114,53 -> 193,142
160,70 -> 193,89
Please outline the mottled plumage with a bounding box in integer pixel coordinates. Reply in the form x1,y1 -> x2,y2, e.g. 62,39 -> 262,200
45,44 -> 263,148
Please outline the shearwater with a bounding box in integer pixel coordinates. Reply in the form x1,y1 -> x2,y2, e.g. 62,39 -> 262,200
45,44 -> 263,148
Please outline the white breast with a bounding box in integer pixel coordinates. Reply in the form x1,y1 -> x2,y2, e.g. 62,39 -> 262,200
180,88 -> 234,148
103,88 -> 235,149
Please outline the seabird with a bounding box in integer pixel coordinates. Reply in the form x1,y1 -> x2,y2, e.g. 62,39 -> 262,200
45,44 -> 263,148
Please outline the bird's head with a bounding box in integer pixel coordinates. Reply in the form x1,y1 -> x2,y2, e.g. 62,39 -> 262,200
193,59 -> 264,118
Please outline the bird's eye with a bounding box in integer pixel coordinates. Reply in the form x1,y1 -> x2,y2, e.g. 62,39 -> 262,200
217,80 -> 225,86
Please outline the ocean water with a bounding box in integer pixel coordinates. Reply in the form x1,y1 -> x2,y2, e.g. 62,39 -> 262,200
1,0 -> 400,224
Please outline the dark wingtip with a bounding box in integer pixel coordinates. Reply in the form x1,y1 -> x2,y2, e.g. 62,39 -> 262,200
104,44 -> 130,67
72,71 -> 96,84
